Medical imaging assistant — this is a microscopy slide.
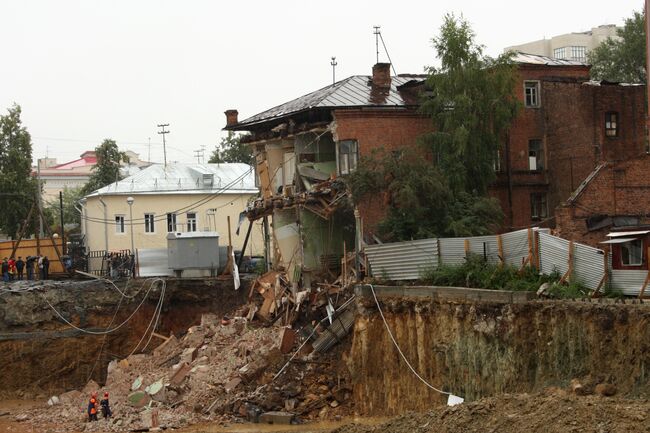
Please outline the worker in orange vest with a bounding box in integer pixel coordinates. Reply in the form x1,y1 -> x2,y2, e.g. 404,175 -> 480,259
87,392 -> 98,422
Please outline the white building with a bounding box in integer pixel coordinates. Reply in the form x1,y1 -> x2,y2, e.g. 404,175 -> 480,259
505,25 -> 619,62
81,163 -> 263,256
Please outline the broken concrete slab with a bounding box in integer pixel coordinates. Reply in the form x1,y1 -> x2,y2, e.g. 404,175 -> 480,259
131,376 -> 144,392
169,362 -> 191,387
145,379 -> 166,402
259,411 -> 294,424
180,347 -> 198,364
127,391 -> 151,408
224,377 -> 241,393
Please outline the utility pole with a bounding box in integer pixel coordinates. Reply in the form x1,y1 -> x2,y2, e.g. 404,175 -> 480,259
147,137 -> 151,162
201,144 -> 206,163
330,56 -> 337,84
193,149 -> 202,163
373,26 -> 381,64
36,160 -> 44,237
157,124 -> 170,167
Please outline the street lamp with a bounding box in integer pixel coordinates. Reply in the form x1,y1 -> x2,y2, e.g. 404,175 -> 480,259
126,196 -> 135,254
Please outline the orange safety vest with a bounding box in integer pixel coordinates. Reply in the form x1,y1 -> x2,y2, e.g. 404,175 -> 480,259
90,398 -> 97,414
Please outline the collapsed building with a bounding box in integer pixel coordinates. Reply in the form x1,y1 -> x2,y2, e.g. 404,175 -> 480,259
224,63 -> 430,289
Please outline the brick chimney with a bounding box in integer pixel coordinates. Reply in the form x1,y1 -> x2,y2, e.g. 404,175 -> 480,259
225,109 -> 239,127
372,63 -> 391,88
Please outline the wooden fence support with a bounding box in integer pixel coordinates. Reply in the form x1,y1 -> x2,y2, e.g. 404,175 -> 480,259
638,247 -> 650,298
560,240 -> 574,285
497,234 -> 504,267
464,239 -> 470,258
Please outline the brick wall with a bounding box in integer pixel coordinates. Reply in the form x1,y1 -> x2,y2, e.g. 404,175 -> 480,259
333,109 -> 433,236
555,155 -> 650,247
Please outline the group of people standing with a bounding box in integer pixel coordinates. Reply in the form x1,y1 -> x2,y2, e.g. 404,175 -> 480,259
1,255 -> 50,282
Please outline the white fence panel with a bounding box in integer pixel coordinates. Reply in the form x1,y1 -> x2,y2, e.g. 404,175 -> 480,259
138,248 -> 172,277
439,238 -> 467,266
501,229 -> 531,267
467,235 -> 500,265
365,238 -> 438,281
539,232 -> 570,277
611,269 -> 648,296
573,242 -> 606,290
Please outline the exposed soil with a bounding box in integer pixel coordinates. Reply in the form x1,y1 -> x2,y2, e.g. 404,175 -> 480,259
331,391 -> 650,433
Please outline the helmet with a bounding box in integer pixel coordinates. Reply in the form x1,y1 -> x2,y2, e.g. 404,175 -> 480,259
104,392 -> 109,397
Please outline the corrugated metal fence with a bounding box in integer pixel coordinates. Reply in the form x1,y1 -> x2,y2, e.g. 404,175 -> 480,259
365,229 -> 649,295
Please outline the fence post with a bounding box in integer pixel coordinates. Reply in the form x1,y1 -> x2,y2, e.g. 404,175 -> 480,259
497,234 -> 504,267
638,246 -> 650,298
527,229 -> 534,268
464,239 -> 470,258
560,240 -> 574,284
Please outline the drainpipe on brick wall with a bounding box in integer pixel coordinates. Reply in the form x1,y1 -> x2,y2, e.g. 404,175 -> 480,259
645,0 -> 650,147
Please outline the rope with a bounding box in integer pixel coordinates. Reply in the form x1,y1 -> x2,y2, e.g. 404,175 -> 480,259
367,284 -> 451,396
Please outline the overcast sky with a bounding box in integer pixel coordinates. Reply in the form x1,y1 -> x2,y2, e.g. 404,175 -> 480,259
0,0 -> 642,165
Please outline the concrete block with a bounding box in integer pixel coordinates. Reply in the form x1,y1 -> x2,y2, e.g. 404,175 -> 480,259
259,411 -> 294,424
127,391 -> 151,408
170,362 -> 191,386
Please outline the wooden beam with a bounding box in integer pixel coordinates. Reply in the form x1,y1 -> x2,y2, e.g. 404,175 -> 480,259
527,228 -> 534,269
497,234 -> 504,267
638,247 -> 650,298
560,240 -> 574,285
464,239 -> 470,257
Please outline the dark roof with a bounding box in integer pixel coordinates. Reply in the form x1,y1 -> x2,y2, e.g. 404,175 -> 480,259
228,74 -> 426,130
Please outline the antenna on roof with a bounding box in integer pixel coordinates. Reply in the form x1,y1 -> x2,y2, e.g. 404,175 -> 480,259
373,25 -> 397,75
330,56 -> 337,84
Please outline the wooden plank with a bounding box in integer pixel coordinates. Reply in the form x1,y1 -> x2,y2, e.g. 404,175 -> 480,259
464,239 -> 470,257
638,247 -> 650,298
560,240 -> 574,284
257,160 -> 273,199
496,234 -> 504,267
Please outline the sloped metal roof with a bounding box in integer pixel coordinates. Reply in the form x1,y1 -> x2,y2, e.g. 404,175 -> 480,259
85,163 -> 257,197
232,75 -> 426,129
511,51 -> 588,67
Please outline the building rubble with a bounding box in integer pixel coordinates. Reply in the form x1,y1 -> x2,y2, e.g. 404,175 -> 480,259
18,301 -> 355,432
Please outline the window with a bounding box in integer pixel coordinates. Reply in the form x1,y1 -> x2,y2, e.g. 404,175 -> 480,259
187,212 -> 197,232
528,139 -> 544,171
570,46 -> 587,62
524,81 -> 540,108
621,239 -> 643,266
144,213 -> 155,233
337,140 -> 358,175
115,215 -> 125,234
167,213 -> 177,233
553,47 -> 566,59
605,112 -> 618,137
282,152 -> 295,187
530,193 -> 548,220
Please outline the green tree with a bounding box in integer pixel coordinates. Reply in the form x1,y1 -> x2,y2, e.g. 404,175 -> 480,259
209,132 -> 252,164
45,186 -> 83,234
420,13 -> 520,195
347,150 -> 502,241
0,104 -> 37,238
588,11 -> 646,83
81,139 -> 128,195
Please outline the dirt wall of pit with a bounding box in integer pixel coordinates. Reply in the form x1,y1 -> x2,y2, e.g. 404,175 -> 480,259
348,293 -> 650,416
0,278 -> 247,398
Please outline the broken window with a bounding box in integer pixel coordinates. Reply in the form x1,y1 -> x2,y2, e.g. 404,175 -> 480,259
115,215 -> 125,234
621,239 -> 643,266
528,139 -> 544,171
186,212 -> 197,232
167,213 -> 177,233
337,140 -> 358,175
524,81 -> 540,108
144,213 -> 155,233
605,112 -> 618,137
530,193 -> 548,220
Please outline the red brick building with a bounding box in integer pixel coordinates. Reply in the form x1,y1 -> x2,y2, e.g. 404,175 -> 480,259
224,56 -> 647,280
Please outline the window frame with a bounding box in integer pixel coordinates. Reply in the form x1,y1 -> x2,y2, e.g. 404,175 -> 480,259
553,47 -> 566,59
621,239 -> 643,266
524,81 -> 541,108
528,139 -> 544,171
115,215 -> 125,234
166,213 -> 177,233
337,139 -> 359,175
570,45 -> 587,62
530,193 -> 548,220
186,212 -> 197,232
605,112 -> 619,137
144,213 -> 155,234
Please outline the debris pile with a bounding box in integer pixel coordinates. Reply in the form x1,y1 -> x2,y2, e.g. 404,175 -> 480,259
20,307 -> 354,432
